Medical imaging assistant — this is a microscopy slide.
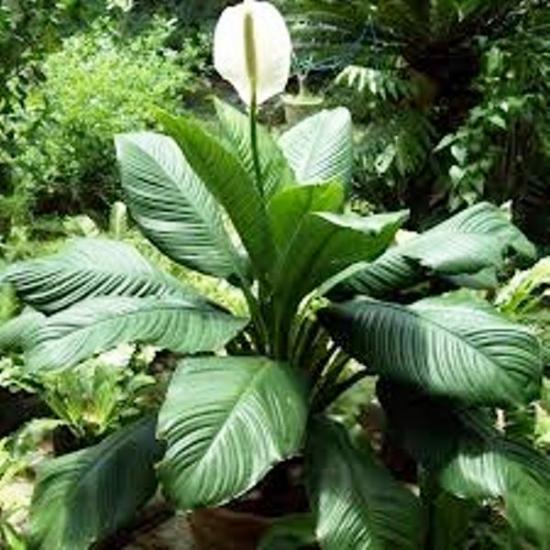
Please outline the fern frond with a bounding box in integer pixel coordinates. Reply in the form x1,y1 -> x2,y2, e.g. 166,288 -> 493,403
336,65 -> 413,101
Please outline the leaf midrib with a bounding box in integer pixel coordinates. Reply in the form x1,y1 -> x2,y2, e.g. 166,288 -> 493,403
364,300 -> 509,374
289,118 -> 329,182
190,361 -> 278,470
50,418 -> 153,513
127,139 -> 238,272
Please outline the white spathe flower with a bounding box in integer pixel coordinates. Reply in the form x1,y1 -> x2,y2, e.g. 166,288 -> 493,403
214,0 -> 292,106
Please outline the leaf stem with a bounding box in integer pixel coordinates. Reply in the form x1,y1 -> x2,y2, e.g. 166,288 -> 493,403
317,369 -> 370,411
241,284 -> 268,355
310,342 -> 339,385
292,316 -> 321,367
312,351 -> 362,411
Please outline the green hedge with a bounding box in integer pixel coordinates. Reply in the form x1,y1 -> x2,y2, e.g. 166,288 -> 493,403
8,16 -> 204,221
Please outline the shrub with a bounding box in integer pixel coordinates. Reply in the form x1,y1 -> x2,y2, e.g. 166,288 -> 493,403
0,0 -> 106,231
9,16 -> 201,219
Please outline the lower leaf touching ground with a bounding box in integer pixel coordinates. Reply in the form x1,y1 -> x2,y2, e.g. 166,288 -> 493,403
379,381 -> 550,548
306,417 -> 424,549
30,416 -> 162,550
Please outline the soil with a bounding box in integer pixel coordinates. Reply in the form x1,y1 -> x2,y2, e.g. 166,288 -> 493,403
122,516 -> 194,550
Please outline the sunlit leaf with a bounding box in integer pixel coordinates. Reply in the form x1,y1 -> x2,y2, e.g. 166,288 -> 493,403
2,238 -> 199,314
321,293 -> 542,406
26,297 -> 247,371
280,109 -> 353,186
158,356 -> 308,509
116,132 -> 245,280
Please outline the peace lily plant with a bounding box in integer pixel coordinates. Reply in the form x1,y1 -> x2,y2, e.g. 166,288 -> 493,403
2,1 -> 550,548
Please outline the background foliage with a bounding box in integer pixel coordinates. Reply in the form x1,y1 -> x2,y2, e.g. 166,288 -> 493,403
8,16 -> 203,219
288,0 -> 550,244
0,0 -> 214,233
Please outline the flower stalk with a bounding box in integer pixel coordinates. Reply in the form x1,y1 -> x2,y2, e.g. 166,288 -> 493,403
249,93 -> 263,197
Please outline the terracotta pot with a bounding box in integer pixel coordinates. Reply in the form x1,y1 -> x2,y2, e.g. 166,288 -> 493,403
189,507 -> 272,550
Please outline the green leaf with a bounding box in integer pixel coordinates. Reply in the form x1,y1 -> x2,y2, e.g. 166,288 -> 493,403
1,522 -> 26,550
330,246 -> 422,301
156,111 -> 276,282
267,180 -> 345,252
379,384 -> 550,548
2,238 -> 198,314
26,297 -> 247,371
279,108 -> 353,185
339,202 -> 536,298
435,133 -> 459,152
157,356 -> 308,509
306,418 -> 423,549
272,211 -> 407,335
489,113 -> 507,129
30,417 -> 161,550
320,294 -> 542,406
116,132 -> 244,280
214,98 -> 294,198
404,202 -> 535,285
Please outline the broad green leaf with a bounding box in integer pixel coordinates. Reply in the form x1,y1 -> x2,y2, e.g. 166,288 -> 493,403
268,180 -> 345,252
30,417 -> 161,550
272,211 -> 407,336
405,202 -> 535,286
116,132 -> 244,280
306,418 -> 423,549
496,257 -> 550,365
1,522 -> 26,550
26,297 -> 247,371
379,383 -> 550,548
280,108 -> 353,185
157,356 -> 308,509
496,257 -> 550,316
2,238 -> 199,314
214,98 -> 294,198
339,202 -> 536,299
156,111 -> 276,282
320,294 -> 542,406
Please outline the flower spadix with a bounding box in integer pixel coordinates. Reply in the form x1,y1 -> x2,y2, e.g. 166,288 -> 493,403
214,0 -> 292,106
